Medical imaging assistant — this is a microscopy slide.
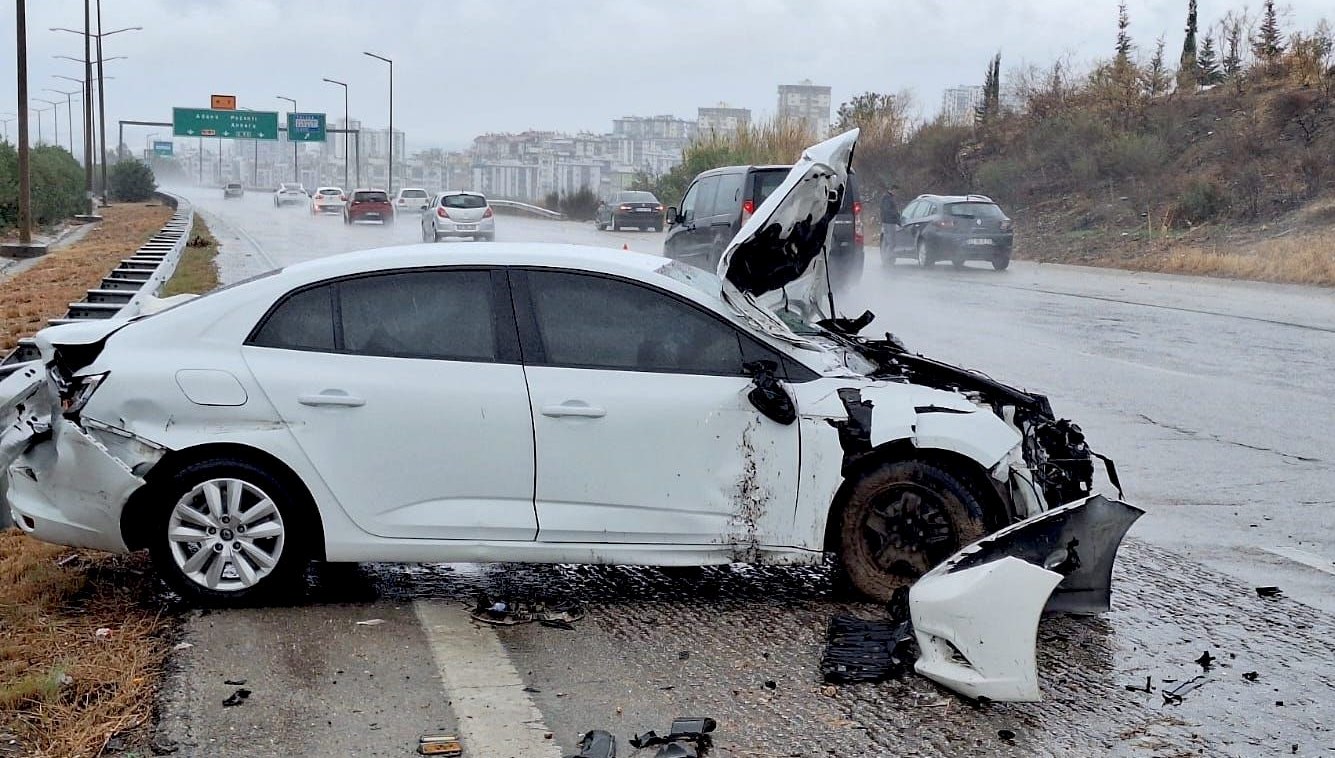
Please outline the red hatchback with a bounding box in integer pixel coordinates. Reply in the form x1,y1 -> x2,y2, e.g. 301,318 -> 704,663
343,189 -> 395,225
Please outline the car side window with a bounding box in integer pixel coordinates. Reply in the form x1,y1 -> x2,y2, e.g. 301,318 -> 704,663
692,176 -> 722,220
525,270 -> 744,376
339,270 -> 495,361
679,182 -> 699,223
711,172 -> 744,218
250,284 -> 336,351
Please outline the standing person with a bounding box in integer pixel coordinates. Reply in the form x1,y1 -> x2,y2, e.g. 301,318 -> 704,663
879,185 -> 901,254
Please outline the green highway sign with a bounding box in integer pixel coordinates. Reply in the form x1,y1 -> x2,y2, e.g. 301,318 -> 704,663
152,140 -> 174,156
173,107 -> 279,140
286,112 -> 327,142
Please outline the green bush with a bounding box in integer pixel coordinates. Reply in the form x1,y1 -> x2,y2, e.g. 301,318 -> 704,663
0,143 -> 85,229
1096,133 -> 1169,179
557,187 -> 600,221
1175,179 -> 1229,224
108,159 -> 156,202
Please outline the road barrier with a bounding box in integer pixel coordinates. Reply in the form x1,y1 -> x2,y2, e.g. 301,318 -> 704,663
487,199 -> 564,219
0,192 -> 193,380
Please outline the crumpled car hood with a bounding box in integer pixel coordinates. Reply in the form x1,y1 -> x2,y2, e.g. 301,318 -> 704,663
717,129 -> 856,336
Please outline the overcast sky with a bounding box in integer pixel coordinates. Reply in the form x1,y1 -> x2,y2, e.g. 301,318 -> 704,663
2,1 -> 1329,153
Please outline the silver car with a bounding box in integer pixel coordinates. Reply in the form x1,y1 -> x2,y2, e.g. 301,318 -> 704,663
421,191 -> 495,242
273,182 -> 308,207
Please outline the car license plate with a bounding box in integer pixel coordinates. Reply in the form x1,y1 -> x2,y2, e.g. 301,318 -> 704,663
457,224 -> 477,231
366,213 -> 380,219
636,208 -> 654,212
967,238 -> 994,246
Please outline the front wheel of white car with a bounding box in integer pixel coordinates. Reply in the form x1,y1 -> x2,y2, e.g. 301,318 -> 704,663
147,457 -> 312,605
838,458 -> 988,602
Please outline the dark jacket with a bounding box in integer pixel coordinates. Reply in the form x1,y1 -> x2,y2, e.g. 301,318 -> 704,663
880,193 -> 900,224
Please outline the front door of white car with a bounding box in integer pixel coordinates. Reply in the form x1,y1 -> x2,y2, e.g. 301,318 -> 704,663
241,268 -> 538,542
512,269 -> 800,547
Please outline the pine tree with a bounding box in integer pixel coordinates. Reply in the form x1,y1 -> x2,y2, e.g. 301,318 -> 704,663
1223,19 -> 1244,77
975,53 -> 1002,124
1115,2 -> 1135,71
1197,34 -> 1223,85
1145,35 -> 1172,95
1178,0 -> 1199,90
1253,0 -> 1285,63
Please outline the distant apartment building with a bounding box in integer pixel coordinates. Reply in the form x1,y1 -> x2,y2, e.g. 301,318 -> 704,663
613,115 -> 696,141
940,85 -> 984,126
776,81 -> 832,134
697,104 -> 751,135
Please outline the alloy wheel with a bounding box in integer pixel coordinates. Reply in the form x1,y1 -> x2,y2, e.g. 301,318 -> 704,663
167,478 -> 286,592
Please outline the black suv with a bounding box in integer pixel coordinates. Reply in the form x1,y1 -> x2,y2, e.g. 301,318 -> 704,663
664,165 -> 863,283
884,194 -> 1014,270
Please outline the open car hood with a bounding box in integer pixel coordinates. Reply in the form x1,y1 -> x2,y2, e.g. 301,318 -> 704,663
717,129 -> 857,339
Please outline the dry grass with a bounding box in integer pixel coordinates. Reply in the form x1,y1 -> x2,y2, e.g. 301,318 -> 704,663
1126,228 -> 1335,286
0,203 -> 172,352
0,532 -> 171,757
158,216 -> 219,298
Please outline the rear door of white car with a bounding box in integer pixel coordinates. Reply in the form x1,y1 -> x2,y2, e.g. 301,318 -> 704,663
511,268 -> 800,547
241,267 -> 537,541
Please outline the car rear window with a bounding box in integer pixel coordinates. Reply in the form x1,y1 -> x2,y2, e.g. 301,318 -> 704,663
750,169 -> 788,207
401,189 -> 429,198
947,202 -> 1005,219
618,191 -> 657,203
442,194 -> 487,209
281,183 -> 303,191
318,188 -> 341,196
354,191 -> 389,203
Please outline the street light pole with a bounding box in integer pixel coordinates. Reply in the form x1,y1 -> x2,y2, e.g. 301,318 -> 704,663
34,100 -> 59,146
83,0 -> 93,212
363,52 -> 393,193
241,107 -> 258,187
277,96 -> 298,184
322,77 -> 349,190
45,88 -> 79,154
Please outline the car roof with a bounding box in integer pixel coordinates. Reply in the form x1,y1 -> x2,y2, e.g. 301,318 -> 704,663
914,193 -> 996,204
316,186 -> 342,191
350,188 -> 388,193
398,187 -> 427,192
697,164 -> 790,178
440,190 -> 486,197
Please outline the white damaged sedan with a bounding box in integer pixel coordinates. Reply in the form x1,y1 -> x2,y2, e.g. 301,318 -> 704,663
1,131 -> 1139,700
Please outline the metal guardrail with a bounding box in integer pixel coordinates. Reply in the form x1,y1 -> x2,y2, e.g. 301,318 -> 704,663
0,193 -> 194,379
488,199 -> 564,219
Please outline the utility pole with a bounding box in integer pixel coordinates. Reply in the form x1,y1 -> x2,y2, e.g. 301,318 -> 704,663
322,77 -> 350,190
95,0 -> 106,203
277,96 -> 298,184
83,0 -> 94,214
3,0 -> 48,259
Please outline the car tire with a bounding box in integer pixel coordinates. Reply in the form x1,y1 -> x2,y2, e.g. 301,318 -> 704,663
838,457 -> 989,602
146,456 -> 313,606
609,216 -> 619,232
916,238 -> 933,268
951,254 -> 966,270
993,254 -> 1011,271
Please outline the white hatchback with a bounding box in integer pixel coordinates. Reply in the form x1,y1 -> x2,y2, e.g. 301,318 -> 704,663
310,187 -> 345,215
394,187 -> 431,212
0,131 -> 1136,701
421,191 -> 495,242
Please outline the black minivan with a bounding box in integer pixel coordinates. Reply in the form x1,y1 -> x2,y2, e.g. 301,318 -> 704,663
664,165 -> 863,284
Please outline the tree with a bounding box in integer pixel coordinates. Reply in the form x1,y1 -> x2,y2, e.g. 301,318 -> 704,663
1197,34 -> 1223,85
108,158 -> 157,202
1115,2 -> 1135,73
1222,16 -> 1245,78
974,54 -> 1002,124
1252,0 -> 1284,64
1144,35 -> 1172,95
1178,0 -> 1199,91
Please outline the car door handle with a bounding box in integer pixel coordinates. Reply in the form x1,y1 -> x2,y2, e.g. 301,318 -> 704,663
541,401 -> 606,418
298,390 -> 365,408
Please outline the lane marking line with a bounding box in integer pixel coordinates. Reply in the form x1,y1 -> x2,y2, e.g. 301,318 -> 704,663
413,601 -> 562,758
1263,546 -> 1335,577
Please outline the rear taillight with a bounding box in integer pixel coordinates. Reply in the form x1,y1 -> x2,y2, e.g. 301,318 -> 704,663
341,194 -> 347,201
57,371 -> 109,418
935,218 -> 956,228
852,200 -> 864,245
618,204 -> 631,211
741,199 -> 755,224
1000,218 -> 1013,231
483,207 -> 493,218
437,207 -> 450,219
655,205 -> 663,212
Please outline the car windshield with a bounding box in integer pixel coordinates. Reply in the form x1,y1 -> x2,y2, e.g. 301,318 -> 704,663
618,191 -> 657,203
226,184 -> 241,189
947,202 -> 1005,219
401,189 -> 428,198
354,191 -> 388,202
442,194 -> 487,209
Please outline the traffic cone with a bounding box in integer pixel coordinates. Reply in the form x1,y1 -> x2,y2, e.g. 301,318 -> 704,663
622,244 -> 629,251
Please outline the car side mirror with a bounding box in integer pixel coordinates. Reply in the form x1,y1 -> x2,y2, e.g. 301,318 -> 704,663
743,360 -> 795,425
666,207 -> 678,225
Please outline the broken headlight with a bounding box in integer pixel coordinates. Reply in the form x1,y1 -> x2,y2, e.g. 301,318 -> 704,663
57,371 -> 108,418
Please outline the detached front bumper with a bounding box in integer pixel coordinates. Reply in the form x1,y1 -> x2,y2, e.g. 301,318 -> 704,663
0,365 -> 141,553
909,494 -> 1144,701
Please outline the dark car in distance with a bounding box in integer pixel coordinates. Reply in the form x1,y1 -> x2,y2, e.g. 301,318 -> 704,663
596,191 -> 665,232
223,182 -> 244,199
884,194 -> 1014,270
664,164 -> 863,285
342,189 -> 395,225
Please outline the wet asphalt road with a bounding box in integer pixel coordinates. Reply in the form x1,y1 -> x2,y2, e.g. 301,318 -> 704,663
154,186 -> 1335,757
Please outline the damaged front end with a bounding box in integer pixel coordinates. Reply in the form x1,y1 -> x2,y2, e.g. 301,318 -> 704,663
817,314 -> 1117,518
909,494 -> 1144,701
0,323 -> 158,551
